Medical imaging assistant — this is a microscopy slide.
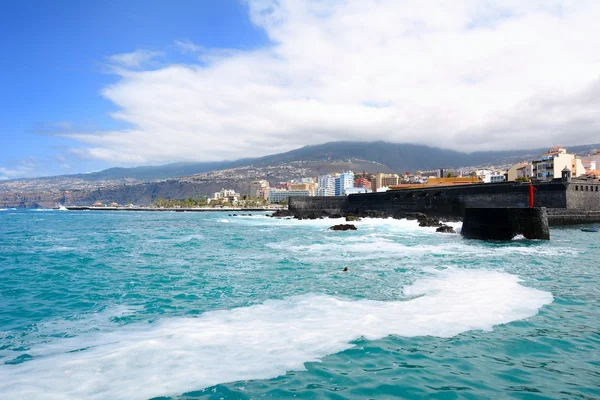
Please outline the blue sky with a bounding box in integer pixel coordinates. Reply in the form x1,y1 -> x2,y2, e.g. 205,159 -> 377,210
1,1 -> 600,180
0,0 -> 267,178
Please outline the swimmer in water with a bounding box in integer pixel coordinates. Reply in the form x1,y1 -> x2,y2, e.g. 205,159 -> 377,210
342,266 -> 348,272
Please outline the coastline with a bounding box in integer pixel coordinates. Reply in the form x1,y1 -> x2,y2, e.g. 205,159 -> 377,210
59,206 -> 279,212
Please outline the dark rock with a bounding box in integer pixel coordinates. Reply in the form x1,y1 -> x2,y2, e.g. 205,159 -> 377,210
345,215 -> 361,222
363,210 -> 389,218
436,225 -> 456,233
403,212 -> 427,221
329,224 -> 357,231
417,215 -> 442,227
271,209 -> 293,218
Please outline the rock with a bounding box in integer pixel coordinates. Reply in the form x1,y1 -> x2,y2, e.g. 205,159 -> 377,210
417,215 -> 442,227
436,225 -> 456,233
271,209 -> 293,218
345,215 -> 361,222
363,210 -> 389,218
329,224 -> 357,231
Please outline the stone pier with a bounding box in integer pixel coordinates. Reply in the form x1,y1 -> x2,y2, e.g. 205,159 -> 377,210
461,207 -> 550,240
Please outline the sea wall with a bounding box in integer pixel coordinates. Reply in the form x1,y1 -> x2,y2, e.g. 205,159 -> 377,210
462,207 -> 550,240
288,181 -> 600,224
345,182 -> 567,219
547,209 -> 600,225
288,196 -> 348,215
566,182 -> 600,210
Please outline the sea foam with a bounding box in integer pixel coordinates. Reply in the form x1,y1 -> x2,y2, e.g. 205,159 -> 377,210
0,268 -> 552,400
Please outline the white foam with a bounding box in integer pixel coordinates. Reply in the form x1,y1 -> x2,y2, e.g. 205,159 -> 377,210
218,219 -> 230,223
180,234 -> 204,242
0,268 -> 551,400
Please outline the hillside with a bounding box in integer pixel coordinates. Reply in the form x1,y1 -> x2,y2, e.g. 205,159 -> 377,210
1,141 -> 598,207
4,141 -> 599,186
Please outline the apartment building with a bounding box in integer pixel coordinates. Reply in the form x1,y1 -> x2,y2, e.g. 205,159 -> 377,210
268,189 -> 310,203
317,175 -> 335,196
248,180 -> 270,200
371,173 -> 400,191
335,172 -> 354,196
532,146 -> 586,180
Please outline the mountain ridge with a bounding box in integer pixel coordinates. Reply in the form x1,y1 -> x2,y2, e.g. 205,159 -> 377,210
5,141 -> 599,184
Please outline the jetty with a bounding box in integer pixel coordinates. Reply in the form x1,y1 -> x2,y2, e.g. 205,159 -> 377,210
62,206 -> 277,212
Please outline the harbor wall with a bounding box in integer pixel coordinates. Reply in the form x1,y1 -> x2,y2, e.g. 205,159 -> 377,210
288,180 -> 600,225
566,182 -> 600,210
345,182 -> 567,218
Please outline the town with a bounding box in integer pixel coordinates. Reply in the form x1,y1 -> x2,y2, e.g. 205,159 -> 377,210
119,146 -> 599,209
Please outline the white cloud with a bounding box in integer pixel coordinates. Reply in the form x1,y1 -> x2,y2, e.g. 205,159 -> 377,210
174,40 -> 205,54
65,0 -> 600,164
107,50 -> 164,68
0,165 -> 34,180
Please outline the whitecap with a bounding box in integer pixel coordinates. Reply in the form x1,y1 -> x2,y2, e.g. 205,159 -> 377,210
0,268 -> 552,400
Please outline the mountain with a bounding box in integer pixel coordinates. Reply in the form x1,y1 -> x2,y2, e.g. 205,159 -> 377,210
6,141 -> 599,184
247,141 -> 600,172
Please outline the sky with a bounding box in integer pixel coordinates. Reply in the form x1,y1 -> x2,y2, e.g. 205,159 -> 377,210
1,0 -> 600,179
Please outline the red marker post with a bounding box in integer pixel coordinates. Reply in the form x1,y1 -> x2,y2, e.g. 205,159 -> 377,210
528,183 -> 536,208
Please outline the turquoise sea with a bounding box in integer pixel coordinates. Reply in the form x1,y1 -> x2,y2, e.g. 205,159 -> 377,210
0,208 -> 599,399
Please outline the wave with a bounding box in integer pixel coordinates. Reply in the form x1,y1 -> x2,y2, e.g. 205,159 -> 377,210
270,237 -> 576,260
0,268 -> 552,400
0,208 -> 16,211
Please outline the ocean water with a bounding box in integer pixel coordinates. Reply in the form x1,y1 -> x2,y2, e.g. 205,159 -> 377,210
0,209 -> 598,400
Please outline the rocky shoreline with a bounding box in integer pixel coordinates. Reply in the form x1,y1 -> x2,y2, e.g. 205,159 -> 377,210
271,209 -> 458,233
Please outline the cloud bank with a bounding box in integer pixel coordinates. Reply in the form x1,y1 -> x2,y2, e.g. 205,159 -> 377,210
65,0 -> 600,164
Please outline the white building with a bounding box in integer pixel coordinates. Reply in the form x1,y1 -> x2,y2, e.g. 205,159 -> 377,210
345,187 -> 372,195
517,164 -> 534,180
213,189 -> 239,203
268,189 -> 310,203
214,189 -> 238,199
335,172 -> 354,196
475,169 -> 506,183
317,175 -> 335,196
490,174 -> 506,183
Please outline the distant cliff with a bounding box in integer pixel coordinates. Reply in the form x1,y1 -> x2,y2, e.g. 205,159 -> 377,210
0,180 -> 250,208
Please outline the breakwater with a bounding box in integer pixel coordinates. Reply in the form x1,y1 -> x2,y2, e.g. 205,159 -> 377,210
462,207 -> 550,240
288,180 -> 600,226
64,206 -> 277,212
